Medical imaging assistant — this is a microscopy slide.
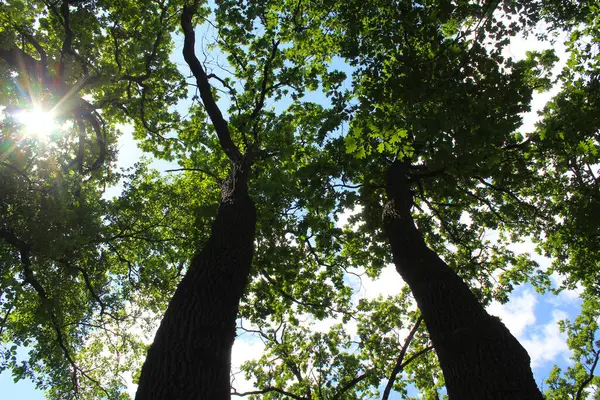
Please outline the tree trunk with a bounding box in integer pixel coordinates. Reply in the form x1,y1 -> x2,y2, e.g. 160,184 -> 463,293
382,160 -> 543,400
136,165 -> 256,400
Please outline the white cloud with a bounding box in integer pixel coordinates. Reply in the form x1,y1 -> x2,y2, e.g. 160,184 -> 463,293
547,272 -> 584,306
284,232 -> 298,246
487,286 -> 573,370
487,288 -> 537,338
357,264 -> 406,300
124,371 -> 138,398
504,25 -> 569,135
520,310 -> 570,369
459,211 -> 472,225
231,334 -> 266,393
336,206 -> 363,229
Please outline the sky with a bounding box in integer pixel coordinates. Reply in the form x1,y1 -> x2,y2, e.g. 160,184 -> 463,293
0,10 -> 589,400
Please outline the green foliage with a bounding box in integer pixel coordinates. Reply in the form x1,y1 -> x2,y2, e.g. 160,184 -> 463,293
545,291 -> 600,399
1,0 -> 600,398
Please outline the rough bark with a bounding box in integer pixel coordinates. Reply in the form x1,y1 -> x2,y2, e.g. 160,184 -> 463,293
382,160 -> 543,400
136,163 -> 256,400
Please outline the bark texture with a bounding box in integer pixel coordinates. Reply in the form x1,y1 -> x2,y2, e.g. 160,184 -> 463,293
382,160 -> 543,400
136,164 -> 256,400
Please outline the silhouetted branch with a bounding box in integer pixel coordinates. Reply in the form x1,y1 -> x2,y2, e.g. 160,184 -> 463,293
232,387 -> 306,399
181,1 -> 242,163
0,229 -> 110,397
382,316 -> 423,400
575,348 -> 599,400
331,371 -> 371,400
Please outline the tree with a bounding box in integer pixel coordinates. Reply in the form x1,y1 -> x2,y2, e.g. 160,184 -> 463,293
1,0 -> 188,396
298,0 -> 547,397
1,0 -> 599,399
2,0 -> 344,397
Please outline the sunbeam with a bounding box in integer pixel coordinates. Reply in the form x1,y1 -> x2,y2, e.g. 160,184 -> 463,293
15,106 -> 59,139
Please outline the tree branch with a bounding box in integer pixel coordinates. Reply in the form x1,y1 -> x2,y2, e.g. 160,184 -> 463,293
473,175 -> 532,209
0,229 -> 110,397
247,38 -> 280,140
331,371 -> 371,400
232,386 -> 307,400
0,292 -> 18,336
164,167 -> 220,180
181,2 -> 242,162
575,348 -> 599,400
382,316 -> 423,400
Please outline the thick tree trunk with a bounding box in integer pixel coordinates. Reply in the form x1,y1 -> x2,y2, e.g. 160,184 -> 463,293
382,160 -> 543,400
136,165 -> 256,400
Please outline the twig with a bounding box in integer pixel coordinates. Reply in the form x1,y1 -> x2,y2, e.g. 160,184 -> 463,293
382,316 -> 423,400
575,349 -> 599,400
0,229 -> 110,397
164,167 -> 220,180
181,1 -> 242,163
331,371 -> 371,400
0,292 -> 18,336
232,386 -> 306,399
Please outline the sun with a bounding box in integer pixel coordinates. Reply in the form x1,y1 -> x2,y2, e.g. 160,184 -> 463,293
15,106 -> 59,138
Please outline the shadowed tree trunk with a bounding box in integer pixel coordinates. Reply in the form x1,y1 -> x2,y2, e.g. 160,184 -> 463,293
136,3 -> 258,397
382,160 -> 543,399
136,163 -> 255,400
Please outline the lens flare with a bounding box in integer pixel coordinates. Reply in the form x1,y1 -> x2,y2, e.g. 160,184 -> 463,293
16,107 -> 59,139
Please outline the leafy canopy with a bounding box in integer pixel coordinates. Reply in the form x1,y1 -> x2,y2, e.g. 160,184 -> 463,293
1,0 -> 599,398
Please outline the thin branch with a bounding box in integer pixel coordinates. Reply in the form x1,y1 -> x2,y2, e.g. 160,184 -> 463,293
575,349 -> 600,400
270,324 -> 305,391
399,346 -> 433,370
382,316 -> 423,400
232,387 -> 307,400
181,2 -> 242,162
409,166 -> 445,182
59,0 -> 91,77
459,186 -> 506,223
420,195 -> 465,244
105,242 -> 139,288
331,343 -> 433,400
1,161 -> 33,183
473,175 -> 532,209
60,0 -> 75,78
118,5 -> 167,84
586,163 -> 599,187
260,270 -> 350,316
0,45 -> 43,80
502,136 -> 533,150
15,27 -> 47,75
76,120 -> 85,173
0,229 -> 110,397
331,371 -> 371,400
79,111 -> 106,173
73,264 -> 114,318
207,73 -> 236,95
247,38 -> 280,136
164,167 -> 220,180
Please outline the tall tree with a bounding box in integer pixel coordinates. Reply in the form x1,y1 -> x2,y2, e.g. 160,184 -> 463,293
310,0 -> 554,397
134,3 -> 258,397
2,0 -> 344,397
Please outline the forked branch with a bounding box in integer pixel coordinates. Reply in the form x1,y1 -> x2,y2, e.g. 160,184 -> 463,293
181,1 -> 242,163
